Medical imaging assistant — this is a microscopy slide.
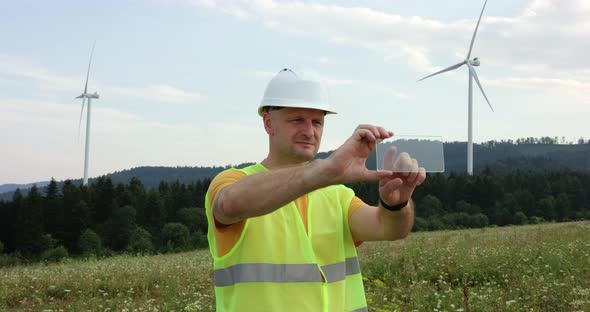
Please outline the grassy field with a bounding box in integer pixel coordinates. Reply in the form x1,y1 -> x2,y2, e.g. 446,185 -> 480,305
1,221 -> 589,311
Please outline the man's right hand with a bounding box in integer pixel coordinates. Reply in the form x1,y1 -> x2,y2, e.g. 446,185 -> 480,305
319,124 -> 396,185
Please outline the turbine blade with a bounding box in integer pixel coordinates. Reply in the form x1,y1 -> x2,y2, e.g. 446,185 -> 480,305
78,98 -> 87,138
467,0 -> 488,59
83,41 -> 96,94
467,63 -> 494,112
418,61 -> 466,82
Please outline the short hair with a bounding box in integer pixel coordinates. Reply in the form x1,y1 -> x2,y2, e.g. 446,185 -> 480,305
263,106 -> 284,113
264,106 -> 327,116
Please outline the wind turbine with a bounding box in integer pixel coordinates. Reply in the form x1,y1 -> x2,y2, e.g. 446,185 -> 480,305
419,0 -> 494,175
76,42 -> 99,186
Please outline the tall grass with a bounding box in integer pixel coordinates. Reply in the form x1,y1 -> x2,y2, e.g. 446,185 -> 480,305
1,222 -> 589,311
0,252 -> 214,311
360,222 -> 590,311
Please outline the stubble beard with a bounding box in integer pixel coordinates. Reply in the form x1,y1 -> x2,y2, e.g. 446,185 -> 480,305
279,143 -> 316,164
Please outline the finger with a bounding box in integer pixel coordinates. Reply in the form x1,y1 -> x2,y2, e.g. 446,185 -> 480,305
365,169 -> 394,181
355,128 -> 377,142
407,158 -> 419,183
416,167 -> 427,185
377,170 -> 395,179
375,126 -> 393,139
393,152 -> 412,173
357,124 -> 383,140
401,153 -> 415,177
381,177 -> 403,190
378,174 -> 395,187
382,146 -> 398,171
376,126 -> 393,140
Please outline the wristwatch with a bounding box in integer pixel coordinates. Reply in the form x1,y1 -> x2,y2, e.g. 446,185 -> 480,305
379,198 -> 408,211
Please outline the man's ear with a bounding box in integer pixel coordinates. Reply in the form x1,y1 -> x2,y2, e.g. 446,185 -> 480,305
263,112 -> 274,136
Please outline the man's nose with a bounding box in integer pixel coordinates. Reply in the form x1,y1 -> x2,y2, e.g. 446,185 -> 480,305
300,120 -> 314,137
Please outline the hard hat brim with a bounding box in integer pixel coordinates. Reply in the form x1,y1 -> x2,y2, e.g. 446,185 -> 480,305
258,102 -> 337,117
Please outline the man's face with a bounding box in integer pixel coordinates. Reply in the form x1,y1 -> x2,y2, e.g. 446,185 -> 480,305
266,107 -> 325,163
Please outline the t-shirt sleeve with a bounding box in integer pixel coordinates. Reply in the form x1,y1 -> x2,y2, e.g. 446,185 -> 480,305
348,196 -> 366,220
348,195 -> 367,247
207,169 -> 247,257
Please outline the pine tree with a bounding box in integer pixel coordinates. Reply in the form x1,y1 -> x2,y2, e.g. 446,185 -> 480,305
144,189 -> 166,238
128,177 -> 147,225
14,186 -> 46,255
43,178 -> 63,241
105,205 -> 137,251
93,177 -> 116,224
0,198 -> 16,252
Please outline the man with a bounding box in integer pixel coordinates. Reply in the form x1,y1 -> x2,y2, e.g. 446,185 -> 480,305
205,68 -> 426,311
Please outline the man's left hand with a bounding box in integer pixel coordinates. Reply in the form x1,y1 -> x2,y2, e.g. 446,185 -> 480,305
379,146 -> 426,208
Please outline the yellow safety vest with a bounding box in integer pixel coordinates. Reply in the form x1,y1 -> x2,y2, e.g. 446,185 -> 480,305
205,163 -> 368,312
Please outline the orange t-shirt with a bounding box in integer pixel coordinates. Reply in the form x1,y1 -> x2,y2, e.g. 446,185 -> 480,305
207,169 -> 367,257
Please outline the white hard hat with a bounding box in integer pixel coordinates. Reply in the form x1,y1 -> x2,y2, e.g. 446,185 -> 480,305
258,68 -> 337,116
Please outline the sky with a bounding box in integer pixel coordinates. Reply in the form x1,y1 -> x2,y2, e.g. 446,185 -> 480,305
1,0 -> 589,184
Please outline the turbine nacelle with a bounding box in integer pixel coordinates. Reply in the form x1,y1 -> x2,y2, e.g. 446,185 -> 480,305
75,92 -> 100,99
469,57 -> 480,66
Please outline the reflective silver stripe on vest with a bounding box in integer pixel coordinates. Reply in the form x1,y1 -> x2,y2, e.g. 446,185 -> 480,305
214,257 -> 361,287
215,263 -> 323,287
321,257 -> 361,283
350,307 -> 368,312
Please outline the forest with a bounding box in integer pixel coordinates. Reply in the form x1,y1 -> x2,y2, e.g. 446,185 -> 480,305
1,166 -> 589,264
1,138 -> 589,263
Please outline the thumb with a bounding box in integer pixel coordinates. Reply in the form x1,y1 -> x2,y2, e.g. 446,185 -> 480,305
364,169 -> 394,181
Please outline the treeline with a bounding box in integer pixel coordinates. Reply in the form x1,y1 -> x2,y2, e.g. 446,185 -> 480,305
2,140 -> 590,202
106,165 -> 253,190
348,168 -> 590,231
1,169 -> 590,265
0,177 -> 211,265
513,136 -> 589,145
482,136 -> 590,145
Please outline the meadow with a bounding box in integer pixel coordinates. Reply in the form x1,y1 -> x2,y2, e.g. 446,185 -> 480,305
1,221 -> 589,311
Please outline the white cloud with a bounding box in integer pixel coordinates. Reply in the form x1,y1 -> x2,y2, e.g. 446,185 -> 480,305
477,1 -> 590,76
190,0 -> 590,82
188,1 -> 448,72
484,76 -> 590,111
391,90 -> 411,100
106,84 -> 202,104
0,57 -> 202,104
486,76 -> 590,92
0,97 -> 181,136
190,0 -> 216,8
0,57 -> 79,91
250,70 -> 276,79
324,77 -> 356,86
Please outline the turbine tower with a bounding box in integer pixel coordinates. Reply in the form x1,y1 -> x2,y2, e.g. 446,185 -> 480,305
76,42 -> 99,186
419,0 -> 494,175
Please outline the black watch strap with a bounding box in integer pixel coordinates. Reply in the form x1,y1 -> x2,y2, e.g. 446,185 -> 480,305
379,198 -> 408,211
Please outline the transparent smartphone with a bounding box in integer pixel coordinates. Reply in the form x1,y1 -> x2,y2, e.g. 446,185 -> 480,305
376,135 -> 445,173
